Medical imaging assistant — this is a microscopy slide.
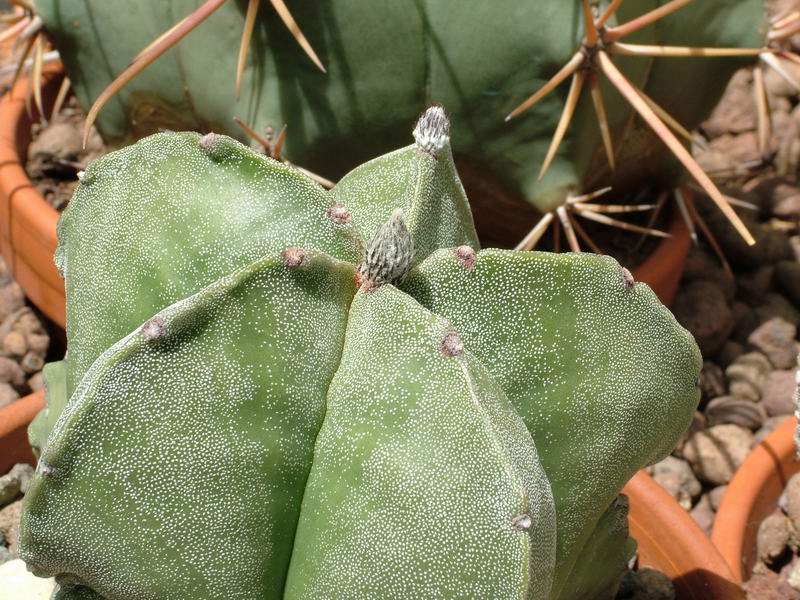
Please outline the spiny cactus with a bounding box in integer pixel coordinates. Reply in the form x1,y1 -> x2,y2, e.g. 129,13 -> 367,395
34,0 -> 765,248
22,108 -> 700,599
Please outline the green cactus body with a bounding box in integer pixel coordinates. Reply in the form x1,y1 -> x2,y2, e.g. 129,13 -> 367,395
36,0 -> 764,213
557,496 -> 636,600
285,285 -> 556,599
21,109 -> 701,599
28,361 -> 68,457
401,248 -> 700,598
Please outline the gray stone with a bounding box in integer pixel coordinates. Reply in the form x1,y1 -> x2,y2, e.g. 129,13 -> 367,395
755,294 -> 800,328
19,352 -> 44,375
708,486 -> 727,512
755,416 -> 792,446
672,281 -> 734,356
0,285 -> 24,326
745,571 -> 800,600
0,358 -> 24,388
690,494 -> 715,535
702,70 -> 757,137
617,568 -> 676,600
775,194 -> 800,219
0,384 -> 18,410
726,352 -> 772,402
8,465 -> 33,496
699,361 -> 726,402
789,559 -> 800,592
757,514 -> 791,564
650,456 -> 702,510
732,302 -> 760,345
0,475 -> 18,510
27,372 -> 43,392
682,424 -> 754,485
749,318 -> 798,369
776,261 -> 800,307
0,501 -> 20,554
716,340 -> 745,369
703,206 -> 792,270
705,396 -> 767,430
761,370 -> 798,417
791,236 -> 800,262
785,473 -> 800,532
738,266 -> 775,306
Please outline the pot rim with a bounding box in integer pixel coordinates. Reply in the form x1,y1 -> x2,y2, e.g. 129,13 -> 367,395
0,390 -> 44,474
624,470 -> 745,600
0,67 -> 65,329
711,416 -> 799,584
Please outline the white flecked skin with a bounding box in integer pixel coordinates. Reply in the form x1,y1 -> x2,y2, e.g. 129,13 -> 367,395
56,117 -> 478,404
284,286 -> 556,599
20,110 -> 701,599
402,249 -> 701,598
22,254 -> 357,599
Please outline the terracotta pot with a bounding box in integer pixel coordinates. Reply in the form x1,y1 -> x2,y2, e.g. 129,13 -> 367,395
0,391 -> 44,474
0,68 -> 65,329
711,416 -> 799,584
624,471 -> 745,600
632,203 -> 690,308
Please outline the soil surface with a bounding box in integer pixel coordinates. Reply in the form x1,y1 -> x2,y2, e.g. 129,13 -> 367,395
0,256 -> 55,409
26,96 -> 105,212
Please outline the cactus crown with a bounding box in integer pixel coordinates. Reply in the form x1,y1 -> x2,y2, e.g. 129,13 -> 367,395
21,108 -> 700,600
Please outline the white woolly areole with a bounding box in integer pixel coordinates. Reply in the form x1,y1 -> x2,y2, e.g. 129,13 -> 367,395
413,106 -> 450,155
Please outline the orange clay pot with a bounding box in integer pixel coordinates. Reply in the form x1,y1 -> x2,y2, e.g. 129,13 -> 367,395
711,416 -> 800,584
0,390 -> 44,473
0,67 -> 65,329
631,200 -> 690,308
623,471 -> 745,600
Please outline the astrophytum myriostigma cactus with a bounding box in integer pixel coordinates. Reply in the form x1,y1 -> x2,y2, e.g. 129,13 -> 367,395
20,107 -> 701,600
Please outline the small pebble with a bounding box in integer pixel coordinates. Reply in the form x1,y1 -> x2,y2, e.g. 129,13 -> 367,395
0,358 -> 24,387
682,424 -> 754,485
20,352 -> 44,375
749,318 -> 799,370
0,383 -> 19,410
1,332 -> 26,357
757,514 -> 791,565
0,559 -> 55,600
616,568 -> 675,600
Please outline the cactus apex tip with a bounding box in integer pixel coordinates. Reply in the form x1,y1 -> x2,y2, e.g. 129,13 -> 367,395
414,104 -> 450,155
282,247 -> 308,268
358,211 -> 414,287
454,246 -> 477,271
440,331 -> 464,357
